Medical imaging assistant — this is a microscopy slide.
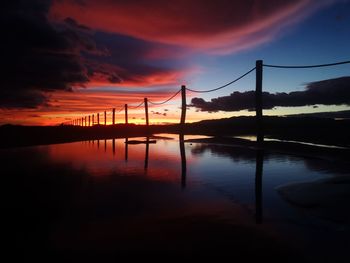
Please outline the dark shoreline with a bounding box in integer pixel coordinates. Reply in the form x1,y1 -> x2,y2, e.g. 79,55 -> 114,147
1,116 -> 349,162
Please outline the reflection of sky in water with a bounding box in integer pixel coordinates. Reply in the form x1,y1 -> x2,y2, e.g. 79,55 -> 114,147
2,135 -> 349,260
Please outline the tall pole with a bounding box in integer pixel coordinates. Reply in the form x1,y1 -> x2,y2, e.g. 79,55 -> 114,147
82,117 -> 84,127
97,113 -> 100,125
144,98 -> 149,127
256,60 -> 263,144
92,114 -> 94,126
125,104 -> 128,124
104,111 -> 107,125
180,85 -> 187,126
112,108 -> 115,125
88,115 -> 91,127
84,116 -> 87,127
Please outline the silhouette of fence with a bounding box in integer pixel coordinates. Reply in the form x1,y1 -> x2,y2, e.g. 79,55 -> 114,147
63,59 -> 350,142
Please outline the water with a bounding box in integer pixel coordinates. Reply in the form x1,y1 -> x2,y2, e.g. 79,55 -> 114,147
2,134 -> 349,261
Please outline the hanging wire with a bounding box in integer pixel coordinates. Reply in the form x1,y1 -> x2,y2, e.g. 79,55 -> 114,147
185,67 -> 256,93
148,89 -> 182,105
128,101 -> 144,109
263,60 -> 350,69
116,106 -> 124,113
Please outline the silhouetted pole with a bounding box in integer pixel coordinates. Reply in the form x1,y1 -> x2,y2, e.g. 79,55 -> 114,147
97,113 -> 100,125
92,114 -> 94,126
84,116 -> 87,126
255,149 -> 264,224
104,111 -> 107,125
180,85 -> 187,126
81,117 -> 83,126
112,108 -> 115,125
144,98 -> 149,127
179,133 -> 187,189
125,104 -> 128,124
256,60 -> 264,144
88,115 -> 91,126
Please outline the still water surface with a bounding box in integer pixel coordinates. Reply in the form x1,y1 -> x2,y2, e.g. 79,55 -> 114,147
3,134 -> 349,261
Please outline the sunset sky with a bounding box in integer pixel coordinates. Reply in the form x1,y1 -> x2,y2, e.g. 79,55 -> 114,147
1,0 -> 349,125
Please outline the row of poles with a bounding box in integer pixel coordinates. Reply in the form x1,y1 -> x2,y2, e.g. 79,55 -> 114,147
65,84 -> 189,127
63,60 -> 264,142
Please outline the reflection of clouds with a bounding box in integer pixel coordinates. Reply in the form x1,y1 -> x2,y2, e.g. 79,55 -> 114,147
190,143 -> 350,175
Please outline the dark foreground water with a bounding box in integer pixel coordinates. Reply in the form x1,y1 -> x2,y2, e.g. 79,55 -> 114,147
3,134 -> 350,261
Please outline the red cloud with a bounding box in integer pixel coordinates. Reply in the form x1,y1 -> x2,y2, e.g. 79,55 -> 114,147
50,0 -> 333,53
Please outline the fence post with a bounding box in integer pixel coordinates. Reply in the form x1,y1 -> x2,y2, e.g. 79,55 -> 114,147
144,98 -> 149,127
84,116 -> 87,127
81,117 -> 83,126
92,114 -> 94,126
256,60 -> 263,144
125,104 -> 128,124
180,85 -> 187,126
104,111 -> 107,125
88,115 -> 91,127
112,108 -> 115,125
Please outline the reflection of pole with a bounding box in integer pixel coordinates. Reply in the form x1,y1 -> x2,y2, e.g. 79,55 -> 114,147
112,138 -> 115,156
144,137 -> 149,170
104,139 -> 107,152
97,139 -> 100,149
255,149 -> 264,224
125,137 -> 128,161
179,133 -> 187,189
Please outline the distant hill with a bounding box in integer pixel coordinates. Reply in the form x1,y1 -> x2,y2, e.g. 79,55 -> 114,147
284,110 -> 350,119
1,115 -> 350,148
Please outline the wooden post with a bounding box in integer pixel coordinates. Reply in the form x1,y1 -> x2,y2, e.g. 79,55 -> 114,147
256,60 -> 263,144
84,116 -> 87,127
112,108 -> 115,125
125,104 -> 128,124
104,111 -> 107,125
88,115 -> 91,126
92,114 -> 94,126
97,113 -> 100,125
81,117 -> 83,126
144,98 -> 149,126
180,85 -> 187,126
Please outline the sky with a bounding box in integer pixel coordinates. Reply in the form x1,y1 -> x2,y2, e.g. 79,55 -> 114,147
1,0 -> 349,126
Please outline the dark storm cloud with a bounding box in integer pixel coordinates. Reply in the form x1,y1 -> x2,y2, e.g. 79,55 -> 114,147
191,77 -> 350,112
0,0 -> 90,108
0,0 -> 185,109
